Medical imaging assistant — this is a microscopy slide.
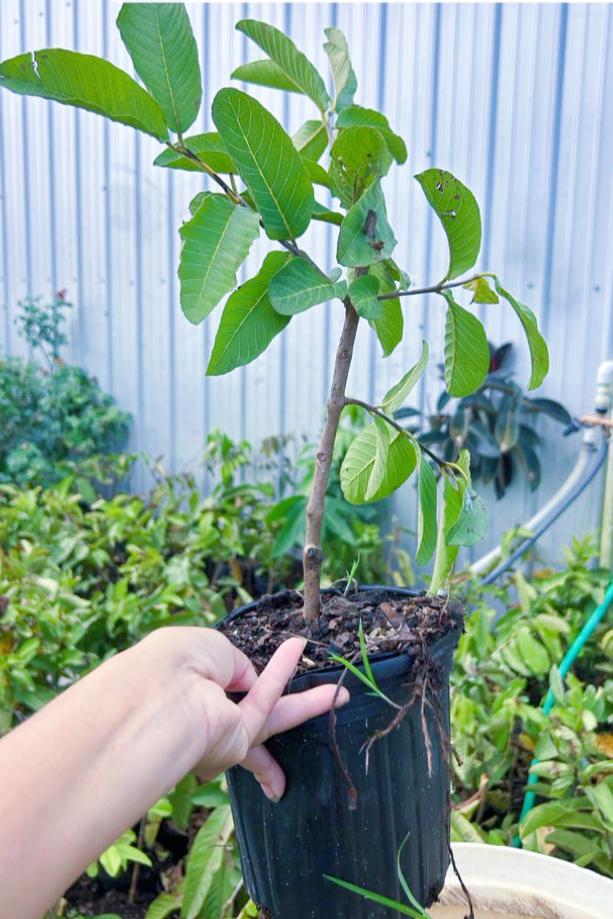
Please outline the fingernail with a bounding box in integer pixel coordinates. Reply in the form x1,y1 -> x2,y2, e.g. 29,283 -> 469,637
262,784 -> 282,803
336,688 -> 351,707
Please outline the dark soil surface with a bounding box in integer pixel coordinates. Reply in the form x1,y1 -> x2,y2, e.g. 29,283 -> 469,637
218,587 -> 464,674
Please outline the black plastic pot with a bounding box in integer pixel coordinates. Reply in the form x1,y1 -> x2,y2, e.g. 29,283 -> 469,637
222,586 -> 462,919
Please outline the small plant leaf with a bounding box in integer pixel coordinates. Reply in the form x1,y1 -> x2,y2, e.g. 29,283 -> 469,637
348,273 -> 382,320
181,806 -> 233,919
415,168 -> 481,281
293,119 -> 328,161
416,453 -> 438,566
337,179 -> 397,267
428,451 -> 470,594
330,127 -> 392,207
443,291 -> 490,397
311,202 -> 344,226
324,876 -> 426,918
340,423 -> 416,504
178,193 -> 260,324
324,27 -> 357,112
0,49 -> 168,140
212,88 -> 314,241
116,3 -> 201,134
236,19 -> 330,112
153,132 -> 236,173
492,277 -> 549,390
207,251 -> 292,375
464,275 -> 499,304
369,261 -> 404,356
447,488 -> 488,547
382,341 -> 429,413
303,158 -> 331,188
269,256 -> 346,316
365,416 -> 391,501
336,105 -> 407,164
231,59 -> 301,93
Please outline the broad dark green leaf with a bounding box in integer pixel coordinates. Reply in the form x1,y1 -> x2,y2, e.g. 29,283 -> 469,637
415,168 -> 481,281
416,453 -> 437,566
521,801 -> 604,839
447,488 -> 487,547
464,275 -> 499,304
429,450 -> 470,594
336,105 -> 407,163
443,292 -> 489,396
492,277 -> 549,390
369,261 -> 403,356
207,251 -> 291,376
231,59 -> 301,93
269,256 -> 346,316
524,397 -> 572,426
0,49 -> 167,139
153,132 -> 236,173
330,126 -> 392,207
337,179 -> 397,267
348,273 -> 382,319
212,88 -> 314,241
382,341 -> 429,412
311,202 -> 344,226
236,19 -> 330,112
324,27 -> 357,112
116,3 -> 201,134
303,159 -> 331,188
340,422 -> 416,504
293,119 -> 328,161
178,193 -> 260,324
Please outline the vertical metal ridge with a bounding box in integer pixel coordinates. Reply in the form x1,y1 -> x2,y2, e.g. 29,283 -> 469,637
18,0 -> 33,311
72,0 -> 84,358
480,3 -> 503,284
167,169 -> 177,473
102,0 -> 114,394
45,0 -> 58,300
134,130 -> 145,491
0,0 -> 10,351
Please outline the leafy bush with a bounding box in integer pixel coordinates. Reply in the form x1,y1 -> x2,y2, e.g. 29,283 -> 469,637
451,536 -> 613,876
0,293 -> 131,489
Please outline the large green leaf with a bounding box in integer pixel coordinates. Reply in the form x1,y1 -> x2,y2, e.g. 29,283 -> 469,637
416,453 -> 437,566
207,252 -> 291,375
178,193 -> 260,324
293,119 -> 328,161
492,276 -> 549,390
369,261 -> 404,356
415,168 -> 481,281
231,59 -> 302,93
340,422 -> 416,505
0,49 -> 167,140
365,416 -> 391,501
336,105 -> 407,163
382,341 -> 429,412
348,273 -> 382,319
324,27 -> 357,112
443,292 -> 490,396
212,88 -> 314,241
429,451 -> 470,594
182,806 -> 233,919
269,256 -> 346,316
330,127 -> 392,207
116,3 -> 201,134
337,180 -> 397,267
236,19 -> 330,112
153,132 -> 235,173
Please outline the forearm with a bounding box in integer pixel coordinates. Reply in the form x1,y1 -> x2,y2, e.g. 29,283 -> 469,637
0,636 -> 203,919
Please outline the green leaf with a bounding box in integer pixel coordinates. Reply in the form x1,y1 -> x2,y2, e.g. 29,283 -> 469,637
0,49 -> 167,140
447,488 -> 487,547
521,801 -> 605,839
269,256 -> 345,316
212,88 -> 314,241
231,59 -> 301,93
330,127 -> 392,207
178,194 -> 260,324
207,251 -> 291,375
348,273 -> 382,320
146,890 -> 184,919
340,423 -> 416,505
311,202 -> 344,226
416,453 -> 438,566
324,27 -> 357,112
365,416 -> 391,500
415,168 -> 481,281
429,451 -> 470,594
182,807 -> 233,919
337,180 -> 397,267
153,132 -> 236,173
382,341 -> 429,412
236,19 -> 330,112
369,262 -> 404,356
451,810 -> 484,844
116,3 -> 201,134
464,275 -> 499,304
303,158 -> 331,188
324,876 -> 425,918
492,277 -> 549,390
336,105 -> 407,164
293,119 -> 328,161
443,292 -> 490,397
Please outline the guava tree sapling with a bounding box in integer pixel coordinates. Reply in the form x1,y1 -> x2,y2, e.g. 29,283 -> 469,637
0,5 -> 549,623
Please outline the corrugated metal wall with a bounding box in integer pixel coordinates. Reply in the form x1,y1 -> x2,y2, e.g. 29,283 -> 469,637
0,2 -> 612,561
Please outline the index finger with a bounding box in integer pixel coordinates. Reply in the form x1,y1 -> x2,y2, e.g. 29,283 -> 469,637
238,637 -> 306,745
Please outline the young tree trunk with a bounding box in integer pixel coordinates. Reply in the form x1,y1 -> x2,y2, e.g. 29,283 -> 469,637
302,302 -> 360,622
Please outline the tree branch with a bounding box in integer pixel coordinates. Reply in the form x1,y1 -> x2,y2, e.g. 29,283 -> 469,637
377,274 -> 486,302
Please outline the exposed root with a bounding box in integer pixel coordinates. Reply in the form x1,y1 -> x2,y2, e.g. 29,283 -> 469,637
329,659 -> 358,810
447,841 -> 475,919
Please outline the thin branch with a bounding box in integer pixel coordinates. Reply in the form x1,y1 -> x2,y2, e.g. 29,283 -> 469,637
377,273 -> 486,301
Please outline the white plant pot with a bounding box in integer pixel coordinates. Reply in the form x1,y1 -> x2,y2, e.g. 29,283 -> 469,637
429,843 -> 613,919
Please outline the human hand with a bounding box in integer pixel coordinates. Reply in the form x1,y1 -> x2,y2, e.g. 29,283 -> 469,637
140,627 -> 349,802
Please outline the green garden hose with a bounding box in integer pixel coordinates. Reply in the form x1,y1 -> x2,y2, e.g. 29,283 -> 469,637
513,578 -> 613,846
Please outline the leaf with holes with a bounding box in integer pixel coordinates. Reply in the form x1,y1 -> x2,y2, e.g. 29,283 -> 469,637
154,132 -> 236,173
337,180 -> 397,267
348,274 -> 382,320
178,193 -> 260,324
212,88 -> 314,240
236,19 -> 330,112
443,291 -> 489,397
330,126 -> 392,207
336,105 -> 407,164
492,277 -> 549,390
416,453 -> 438,566
382,341 -> 429,413
293,119 -> 328,161
415,168 -> 481,282
340,423 -> 416,505
207,251 -> 291,375
324,27 -> 357,112
269,256 -> 346,316
0,49 -> 168,140
116,3 -> 201,134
